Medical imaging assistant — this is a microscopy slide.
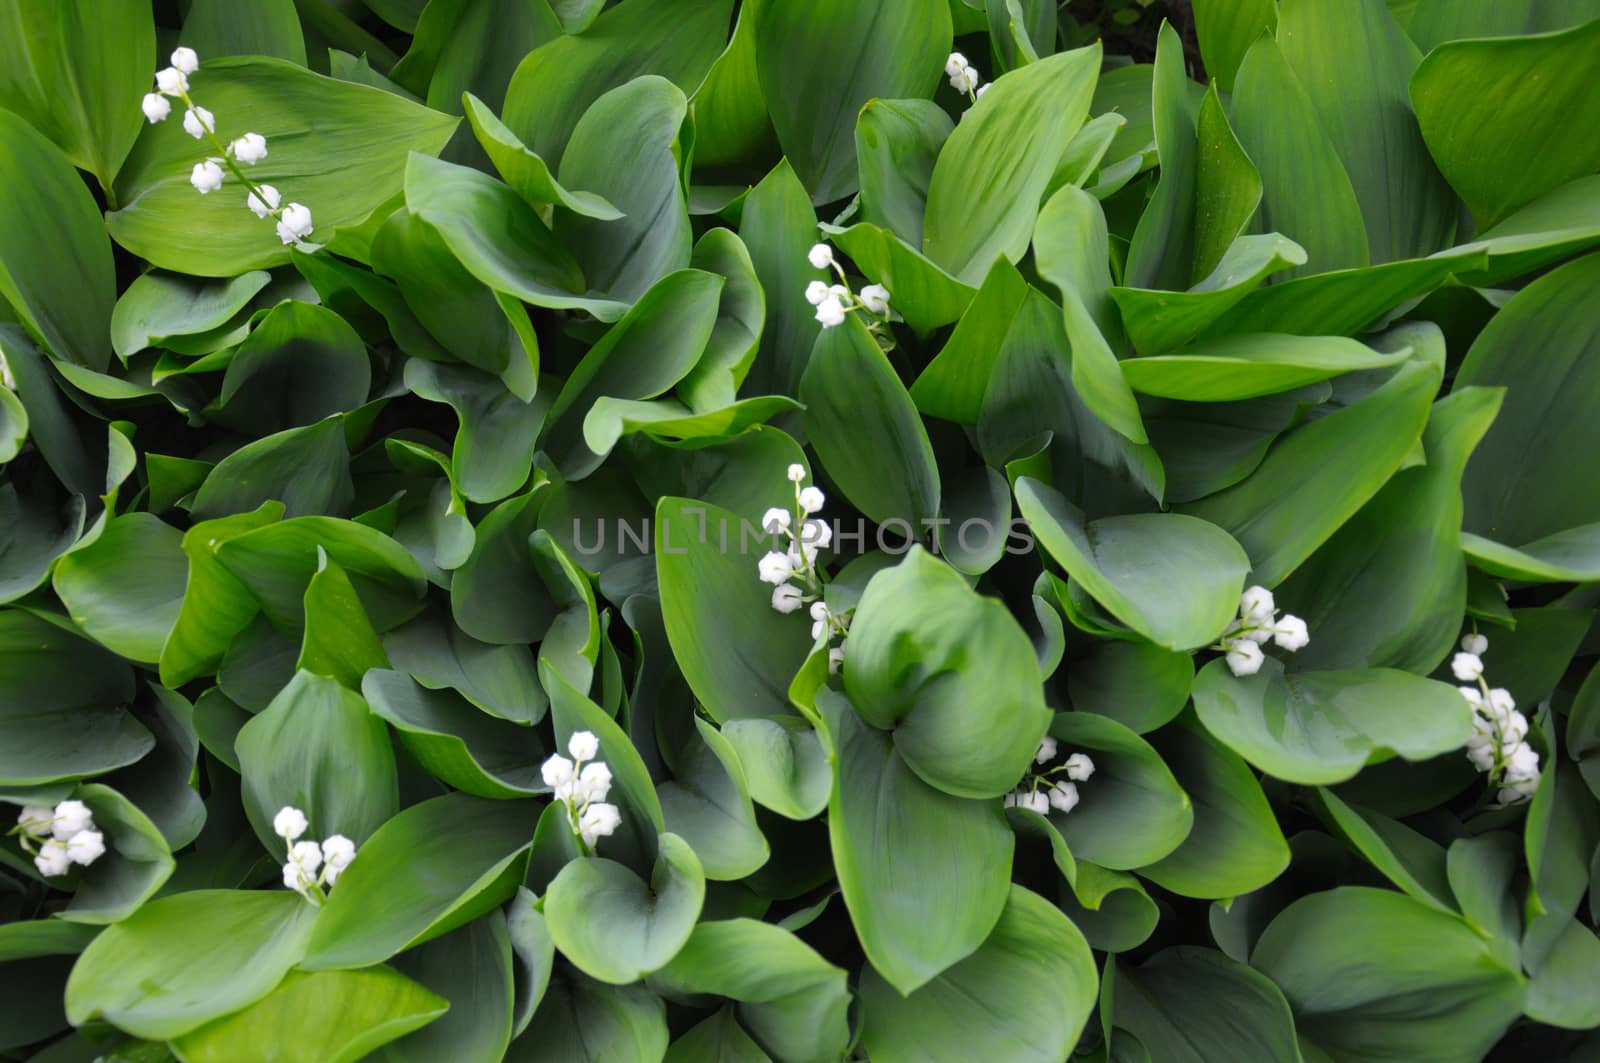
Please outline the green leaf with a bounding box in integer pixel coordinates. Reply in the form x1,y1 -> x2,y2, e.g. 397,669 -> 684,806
1140,718 -> 1290,899
719,717 -> 831,821
544,832 -> 705,984
1192,0 -> 1277,92
1124,333 -> 1408,403
171,968 -> 447,1063
1181,357 -> 1440,586
53,513 -> 185,663
516,970 -> 668,1061
1191,656 -> 1475,784
912,256 -> 1031,423
382,608 -> 544,724
109,270 -> 271,362
859,885 -> 1097,1063
820,689 -> 1012,995
678,228 -> 766,412
827,222 -> 977,331
844,547 -> 1051,798
393,0 -> 560,117
449,487 -> 557,644
556,77 -> 690,302
1456,253 -> 1600,548
665,1009 -> 778,1063
738,159 -> 824,395
1044,711 -> 1194,870
924,45 -> 1101,284
1192,85 -> 1262,284
1276,386 -> 1502,673
405,360 -> 547,505
801,314 -> 940,529
1455,174 -> 1600,286
65,889 -> 318,1040
110,57 -> 459,275
183,0 -> 308,65
653,918 -> 851,1062
192,417 -> 355,522
1066,637 -> 1194,734
1016,476 -> 1248,651
856,98 -> 952,248
1229,37 -> 1369,277
364,669 -> 544,796
658,717 -> 769,880
1115,947 -> 1301,1063
303,792 -> 537,970
235,669 -> 398,848
690,0 -> 772,169
1276,0 -> 1455,263
1253,887 -> 1525,1062
501,0 -> 733,163
0,0 -> 154,188
1124,24 -> 1197,293
379,914 -> 514,1063
1313,788 -> 1455,912
655,496 -> 811,723
1411,18 -> 1600,227
0,108 -> 116,370
463,94 -> 621,219
754,0 -> 948,204
215,301 -> 371,435
60,782 -> 176,925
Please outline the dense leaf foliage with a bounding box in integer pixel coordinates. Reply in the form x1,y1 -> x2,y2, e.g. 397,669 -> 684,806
3,1 -> 1600,1059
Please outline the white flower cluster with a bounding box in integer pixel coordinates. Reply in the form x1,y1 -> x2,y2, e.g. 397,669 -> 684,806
12,800 -> 107,878
804,243 -> 891,329
541,731 -> 622,850
759,465 -> 849,673
273,806 -> 356,904
1453,634 -> 1540,806
1005,737 -> 1095,814
1217,586 -> 1309,676
141,46 -> 314,245
943,53 -> 990,103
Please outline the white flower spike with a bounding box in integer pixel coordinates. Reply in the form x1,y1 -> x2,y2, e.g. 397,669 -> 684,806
1451,652 -> 1484,682
171,46 -> 200,75
66,830 -> 106,866
1035,736 -> 1059,765
1460,632 -> 1488,656
182,105 -> 215,139
35,839 -> 72,878
141,92 -> 171,123
814,295 -> 847,328
275,202 -> 314,245
51,801 -> 93,840
247,184 -> 281,219
273,805 -> 309,841
858,284 -> 891,315
155,66 -> 188,96
807,243 -> 835,270
567,730 -> 601,763
1225,638 -> 1264,677
771,583 -> 805,614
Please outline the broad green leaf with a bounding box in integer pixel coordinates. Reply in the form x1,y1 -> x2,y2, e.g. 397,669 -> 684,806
1277,386 -> 1502,673
1313,788 -> 1455,912
583,396 -> 797,459
753,0 -> 949,204
183,0 -> 308,65
1066,637 -> 1194,734
303,792 -> 537,970
664,1009 -> 776,1063
653,918 -> 850,1062
910,250 -> 1029,423
0,329 -> 96,496
379,914 -> 514,1063
657,717 -> 769,880
364,669 -> 544,796
0,0 -> 153,188
1452,174 -> 1600,285
1192,0 -> 1277,91
1525,918 -> 1600,1030
1456,253 -> 1600,547
1017,476 -> 1248,651
297,552 -> 390,688
690,0 -> 772,169
542,269 -> 723,479
845,547 -> 1051,798
0,385 -> 25,463
556,77 -> 690,302
391,0 -> 560,118
1463,526 -> 1600,584
1411,18 -> 1600,227
1192,85 -> 1262,283
59,782 -> 176,925
53,513 -> 185,663
820,689 -> 1012,995
0,108 -> 115,370
1045,711 -> 1194,870
827,222 -> 977,331
1116,947 -> 1301,1063
655,496 -> 811,723
924,45 -> 1101,285
1407,0 -> 1600,47
678,228 -> 766,412
1111,234 -> 1308,355
501,0 -> 733,163
719,716 -> 831,821
544,833 -> 705,984
1141,719 -> 1290,899
801,314 -> 940,529
1181,358 -> 1440,586
463,94 -> 621,218
738,159 -> 824,395
1229,37 -> 1369,277
65,889 -> 318,1040
235,669 -> 398,847
172,968 -> 447,1063
215,301 -> 371,435
1124,24 -> 1197,292
191,417 -> 354,522
110,57 -> 459,275
1276,0 -> 1455,262
109,270 -> 271,362
1058,862 -> 1160,954
405,359 -> 547,505
382,608 -> 544,724
1253,888 -> 1525,1062
855,98 -> 952,248
1191,656 -> 1475,784
859,885 -> 1096,1063
1123,332 -> 1407,403
514,971 -> 668,1062
449,487 -> 559,644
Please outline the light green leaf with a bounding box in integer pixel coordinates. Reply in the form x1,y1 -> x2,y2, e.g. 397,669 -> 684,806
1192,0 -> 1277,91
109,271 -> 271,362
53,513 -> 185,663
1115,947 -> 1302,1063
1124,24 -> 1197,293
1122,332 -> 1409,402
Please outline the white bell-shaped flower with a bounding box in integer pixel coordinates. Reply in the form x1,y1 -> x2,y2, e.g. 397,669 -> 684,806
51,801 -> 93,840
798,486 -> 825,515
273,806 -> 308,841
944,52 -> 969,78
190,160 -> 224,194
771,583 -> 805,614
762,507 -> 792,534
1047,781 -> 1080,813
1451,652 -> 1484,682
171,46 -> 200,75
1035,736 -> 1059,764
758,550 -> 795,585
1273,615 -> 1310,651
275,202 -> 314,244
35,839 -> 72,878
141,92 -> 171,123
578,802 -> 622,846
1225,639 -> 1264,677
1239,586 -> 1275,625
807,243 -> 835,270
155,66 -> 188,96
1460,632 -> 1488,655
579,761 -> 613,804
814,295 -> 846,328
787,464 -> 807,483
247,184 -> 281,218
567,731 -> 600,763
182,105 -> 215,139
66,829 -> 106,866
231,132 -> 268,164
1064,753 -> 1096,782
321,834 -> 357,883
858,284 -> 890,315
16,804 -> 53,839
804,280 -> 831,306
